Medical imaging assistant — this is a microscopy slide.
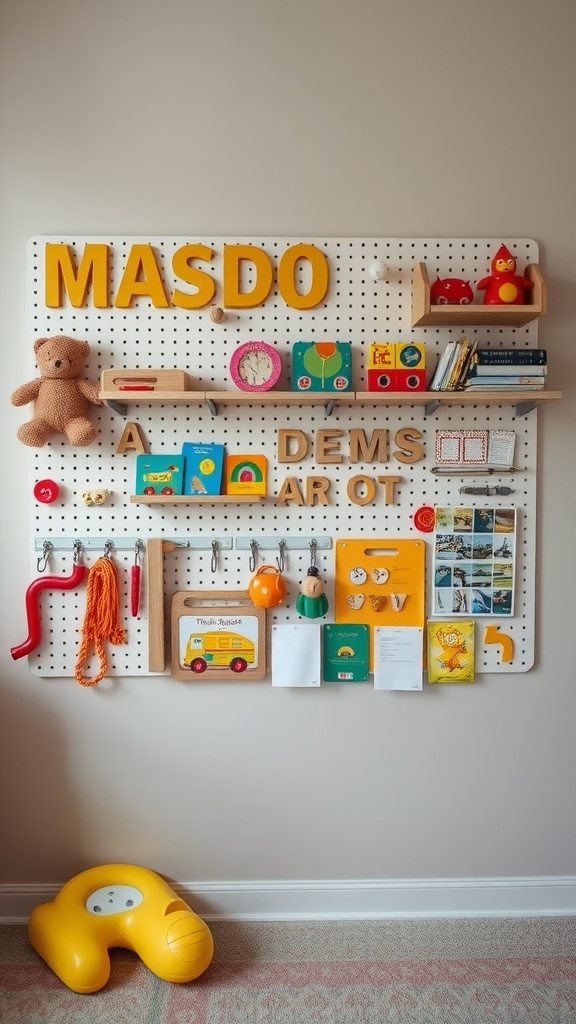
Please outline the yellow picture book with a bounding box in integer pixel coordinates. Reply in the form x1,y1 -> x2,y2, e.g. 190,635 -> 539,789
427,620 -> 475,683
224,454 -> 267,496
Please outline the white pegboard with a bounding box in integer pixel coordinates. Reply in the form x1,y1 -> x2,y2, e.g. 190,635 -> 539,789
22,237 -> 541,678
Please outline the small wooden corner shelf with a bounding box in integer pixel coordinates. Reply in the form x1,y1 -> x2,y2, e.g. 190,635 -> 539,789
411,262 -> 547,327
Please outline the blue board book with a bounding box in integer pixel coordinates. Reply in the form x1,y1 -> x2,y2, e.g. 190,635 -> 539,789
182,442 -> 225,495
135,454 -> 185,496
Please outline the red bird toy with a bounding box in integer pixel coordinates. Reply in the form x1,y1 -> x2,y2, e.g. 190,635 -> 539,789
476,244 -> 532,306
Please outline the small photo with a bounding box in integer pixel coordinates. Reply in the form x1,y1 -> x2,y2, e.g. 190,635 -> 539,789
452,564 -> 469,588
435,565 -> 453,588
472,534 -> 494,560
435,507 -> 453,531
435,534 -> 458,560
435,534 -> 472,560
493,589 -> 513,614
493,562 -> 514,587
454,537 -> 473,560
473,508 -> 495,533
493,535 -> 514,560
453,507 -> 474,532
453,589 -> 470,613
470,561 -> 493,587
434,588 -> 451,612
471,589 -> 492,614
494,508 -> 516,533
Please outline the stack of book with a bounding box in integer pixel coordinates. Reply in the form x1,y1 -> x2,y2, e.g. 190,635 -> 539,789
428,336 -> 477,391
464,348 -> 547,391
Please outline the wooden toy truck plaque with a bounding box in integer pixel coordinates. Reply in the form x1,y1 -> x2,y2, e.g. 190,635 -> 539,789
171,590 -> 267,682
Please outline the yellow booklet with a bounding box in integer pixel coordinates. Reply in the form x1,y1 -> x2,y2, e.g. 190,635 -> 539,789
427,620 -> 475,683
224,454 -> 267,496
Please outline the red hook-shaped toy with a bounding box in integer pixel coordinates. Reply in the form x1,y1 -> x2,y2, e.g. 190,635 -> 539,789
11,544 -> 87,660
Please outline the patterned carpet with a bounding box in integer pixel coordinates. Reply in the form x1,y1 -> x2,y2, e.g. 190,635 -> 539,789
2,918 -> 576,1023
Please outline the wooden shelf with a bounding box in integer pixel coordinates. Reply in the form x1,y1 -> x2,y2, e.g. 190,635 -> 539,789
415,389 -> 561,416
411,262 -> 547,327
101,390 -> 207,412
102,386 -> 562,418
130,494 -> 264,505
360,390 -> 562,413
205,390 -> 356,405
101,389 -> 354,408
101,389 -> 356,415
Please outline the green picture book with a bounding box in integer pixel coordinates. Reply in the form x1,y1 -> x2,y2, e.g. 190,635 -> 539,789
322,623 -> 369,682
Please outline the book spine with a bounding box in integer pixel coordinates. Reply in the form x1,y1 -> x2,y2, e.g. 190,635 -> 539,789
465,382 -> 545,390
429,341 -> 456,390
445,337 -> 476,391
469,364 -> 547,377
475,349 -> 547,365
467,374 -> 541,382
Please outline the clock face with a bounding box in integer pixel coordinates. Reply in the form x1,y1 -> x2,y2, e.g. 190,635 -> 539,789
230,342 -> 282,392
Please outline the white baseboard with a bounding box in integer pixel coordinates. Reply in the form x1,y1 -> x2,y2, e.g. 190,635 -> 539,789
2,876 -> 576,925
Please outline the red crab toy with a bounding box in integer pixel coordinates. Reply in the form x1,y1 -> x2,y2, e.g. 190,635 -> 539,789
476,244 -> 532,306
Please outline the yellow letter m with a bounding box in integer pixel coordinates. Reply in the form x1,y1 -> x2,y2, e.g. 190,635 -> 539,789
45,243 -> 109,308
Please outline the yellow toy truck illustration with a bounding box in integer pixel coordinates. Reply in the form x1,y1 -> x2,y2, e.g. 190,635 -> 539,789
142,468 -> 180,496
136,455 -> 184,496
183,630 -> 256,674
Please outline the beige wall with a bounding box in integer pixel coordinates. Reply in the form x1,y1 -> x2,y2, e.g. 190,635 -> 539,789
1,0 -> 574,889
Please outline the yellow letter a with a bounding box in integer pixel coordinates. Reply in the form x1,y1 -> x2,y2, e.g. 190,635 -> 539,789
114,244 -> 170,308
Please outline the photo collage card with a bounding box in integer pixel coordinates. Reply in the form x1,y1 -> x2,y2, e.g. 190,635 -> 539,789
432,506 -> 516,616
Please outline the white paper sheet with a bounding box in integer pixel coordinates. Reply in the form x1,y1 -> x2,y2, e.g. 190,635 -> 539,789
373,626 -> 423,690
487,429 -> 516,467
271,624 -> 321,687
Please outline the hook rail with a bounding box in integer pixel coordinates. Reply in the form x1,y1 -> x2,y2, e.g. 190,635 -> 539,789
235,536 -> 332,552
34,536 -> 233,553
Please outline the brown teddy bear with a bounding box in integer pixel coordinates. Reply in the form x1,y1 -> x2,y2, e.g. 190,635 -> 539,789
12,335 -> 104,447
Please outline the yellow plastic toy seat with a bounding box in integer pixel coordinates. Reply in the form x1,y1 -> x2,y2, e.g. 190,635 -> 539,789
28,863 -> 214,993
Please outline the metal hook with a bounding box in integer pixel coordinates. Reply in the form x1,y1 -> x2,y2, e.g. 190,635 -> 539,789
36,540 -> 53,573
276,539 -> 286,573
248,539 -> 259,572
211,539 -> 219,574
73,540 -> 83,565
104,540 -> 115,559
309,539 -> 317,568
134,539 -> 144,565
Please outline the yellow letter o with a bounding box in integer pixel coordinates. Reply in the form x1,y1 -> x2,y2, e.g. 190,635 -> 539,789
278,244 -> 329,309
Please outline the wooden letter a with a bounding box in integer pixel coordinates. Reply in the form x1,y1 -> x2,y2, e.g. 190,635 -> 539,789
116,421 -> 148,454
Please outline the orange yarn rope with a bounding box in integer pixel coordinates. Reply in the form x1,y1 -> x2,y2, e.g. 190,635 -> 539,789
74,556 -> 126,686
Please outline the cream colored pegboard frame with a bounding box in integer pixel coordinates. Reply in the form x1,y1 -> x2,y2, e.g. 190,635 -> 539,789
23,236 -> 540,678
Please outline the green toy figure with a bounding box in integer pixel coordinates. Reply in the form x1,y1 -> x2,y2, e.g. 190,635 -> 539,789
295,566 -> 329,619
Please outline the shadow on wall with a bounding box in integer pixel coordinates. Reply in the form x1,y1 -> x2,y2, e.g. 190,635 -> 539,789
0,685 -> 81,883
